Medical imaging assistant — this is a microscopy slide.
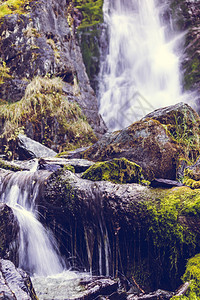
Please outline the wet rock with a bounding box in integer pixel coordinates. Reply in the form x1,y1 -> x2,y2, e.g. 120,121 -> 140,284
127,289 -> 173,299
0,204 -> 17,260
74,277 -> 118,300
0,259 -> 37,300
17,134 -> 57,160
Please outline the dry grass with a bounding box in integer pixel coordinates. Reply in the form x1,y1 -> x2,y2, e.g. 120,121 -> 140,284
0,76 -> 97,159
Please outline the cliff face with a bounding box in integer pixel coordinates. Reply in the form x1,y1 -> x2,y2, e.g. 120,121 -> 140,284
170,0 -> 200,106
0,0 -> 107,136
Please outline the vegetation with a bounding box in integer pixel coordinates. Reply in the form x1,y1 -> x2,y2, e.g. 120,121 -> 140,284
172,254 -> 200,299
81,158 -> 144,184
129,186 -> 200,289
73,0 -> 103,28
0,59 -> 11,86
0,76 -> 97,159
0,0 -> 31,19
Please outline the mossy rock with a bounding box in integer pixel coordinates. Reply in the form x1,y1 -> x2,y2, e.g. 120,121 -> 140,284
81,158 -> 144,184
172,254 -> 200,299
0,159 -> 22,171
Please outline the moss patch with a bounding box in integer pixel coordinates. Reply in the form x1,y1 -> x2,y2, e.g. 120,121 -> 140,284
73,0 -> 103,28
172,254 -> 200,299
0,0 -> 31,19
81,158 -> 144,184
0,159 -> 22,171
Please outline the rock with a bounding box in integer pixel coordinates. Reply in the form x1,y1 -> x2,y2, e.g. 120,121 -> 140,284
83,117 -> 179,180
150,178 -> 183,188
142,102 -> 200,126
83,103 -> 200,181
171,0 -> 200,106
0,204 -> 18,260
40,169 -> 200,292
74,277 -> 118,300
44,157 -> 94,173
17,134 -> 57,159
0,259 -> 38,300
127,289 -> 173,299
0,0 -> 107,136
60,146 -> 91,159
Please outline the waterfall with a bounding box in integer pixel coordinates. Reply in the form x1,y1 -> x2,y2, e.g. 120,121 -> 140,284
0,170 -> 64,276
98,0 -> 185,131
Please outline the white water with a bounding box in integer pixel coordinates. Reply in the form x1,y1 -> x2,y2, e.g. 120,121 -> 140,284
0,171 -> 64,276
99,0 -> 185,131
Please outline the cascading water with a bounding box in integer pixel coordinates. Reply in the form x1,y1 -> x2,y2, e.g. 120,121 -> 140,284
0,168 -> 88,299
0,170 -> 64,276
98,0 -> 185,131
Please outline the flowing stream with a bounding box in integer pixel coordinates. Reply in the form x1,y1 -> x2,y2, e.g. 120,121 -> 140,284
98,0 -> 185,130
0,169 -> 86,299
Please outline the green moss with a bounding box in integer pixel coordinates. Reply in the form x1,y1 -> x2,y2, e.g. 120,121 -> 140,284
0,59 -> 11,85
172,254 -> 200,300
184,56 -> 200,91
81,158 -> 144,184
73,0 -> 103,28
0,0 -> 31,19
63,164 -> 75,173
141,187 -> 200,282
0,159 -> 23,171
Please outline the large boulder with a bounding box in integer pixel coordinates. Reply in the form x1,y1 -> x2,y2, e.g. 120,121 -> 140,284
83,103 -> 200,180
40,168 -> 200,291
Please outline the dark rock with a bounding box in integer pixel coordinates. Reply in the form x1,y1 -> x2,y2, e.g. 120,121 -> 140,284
0,0 -> 107,136
0,204 -> 18,261
40,169 -> 200,291
150,178 -> 183,188
17,134 -> 57,160
0,259 -> 38,300
37,158 -> 61,172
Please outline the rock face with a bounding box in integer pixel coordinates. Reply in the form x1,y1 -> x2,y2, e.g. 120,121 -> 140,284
0,259 -> 38,300
0,0 -> 107,136
83,103 -> 200,180
170,0 -> 200,105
